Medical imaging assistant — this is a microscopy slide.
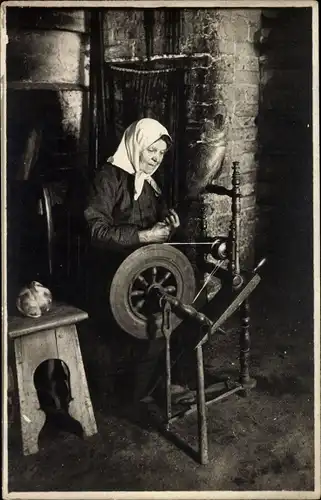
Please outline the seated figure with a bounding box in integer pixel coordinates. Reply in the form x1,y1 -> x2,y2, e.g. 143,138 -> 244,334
84,118 -> 194,412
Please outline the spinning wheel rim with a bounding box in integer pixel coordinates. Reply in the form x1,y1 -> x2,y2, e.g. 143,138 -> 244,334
109,244 -> 196,339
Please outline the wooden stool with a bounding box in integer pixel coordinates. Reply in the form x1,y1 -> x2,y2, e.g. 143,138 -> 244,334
8,303 -> 98,455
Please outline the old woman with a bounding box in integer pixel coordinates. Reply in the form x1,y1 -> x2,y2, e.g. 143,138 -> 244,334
84,118 -> 192,411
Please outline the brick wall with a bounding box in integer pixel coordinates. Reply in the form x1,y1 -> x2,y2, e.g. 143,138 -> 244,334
189,9 -> 261,268
103,8 -> 262,268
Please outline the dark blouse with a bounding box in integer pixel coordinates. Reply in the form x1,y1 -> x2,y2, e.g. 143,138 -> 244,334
84,163 -> 167,254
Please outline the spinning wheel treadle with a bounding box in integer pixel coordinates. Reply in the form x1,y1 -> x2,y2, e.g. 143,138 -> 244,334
109,244 -> 196,339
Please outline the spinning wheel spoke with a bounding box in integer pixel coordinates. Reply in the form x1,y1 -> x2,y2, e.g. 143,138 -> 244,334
130,265 -> 178,317
130,290 -> 145,297
158,271 -> 172,286
151,267 -> 158,283
136,274 -> 149,288
135,299 -> 145,311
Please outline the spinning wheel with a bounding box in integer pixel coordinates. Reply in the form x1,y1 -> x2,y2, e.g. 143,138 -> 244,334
108,162 -> 265,465
109,244 -> 196,339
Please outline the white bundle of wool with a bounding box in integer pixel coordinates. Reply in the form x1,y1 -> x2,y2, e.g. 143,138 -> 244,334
16,281 -> 52,318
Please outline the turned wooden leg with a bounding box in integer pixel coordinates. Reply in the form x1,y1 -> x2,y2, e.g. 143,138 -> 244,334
239,299 -> 256,394
165,337 -> 172,429
196,345 -> 208,465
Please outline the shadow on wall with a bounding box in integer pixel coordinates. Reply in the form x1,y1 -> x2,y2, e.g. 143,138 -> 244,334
255,8 -> 313,287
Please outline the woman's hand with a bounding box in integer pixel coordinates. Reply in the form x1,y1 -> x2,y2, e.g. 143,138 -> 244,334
162,208 -> 180,229
138,210 -> 180,244
149,222 -> 173,242
138,222 -> 172,243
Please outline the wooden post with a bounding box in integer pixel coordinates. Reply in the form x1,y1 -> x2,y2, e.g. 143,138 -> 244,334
239,298 -> 256,393
160,300 -> 173,429
196,345 -> 208,465
230,161 -> 241,283
89,10 -> 100,174
165,340 -> 172,429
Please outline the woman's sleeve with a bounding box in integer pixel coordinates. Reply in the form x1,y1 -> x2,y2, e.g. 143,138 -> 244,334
84,168 -> 140,250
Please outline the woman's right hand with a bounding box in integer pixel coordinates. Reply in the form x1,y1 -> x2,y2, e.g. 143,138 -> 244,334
150,222 -> 172,242
138,222 -> 172,243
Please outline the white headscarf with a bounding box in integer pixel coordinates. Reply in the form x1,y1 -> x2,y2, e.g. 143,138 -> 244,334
107,118 -> 172,201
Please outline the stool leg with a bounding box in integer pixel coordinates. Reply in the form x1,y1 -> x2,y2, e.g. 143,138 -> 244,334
14,338 -> 46,455
8,365 -> 16,427
55,325 -> 97,437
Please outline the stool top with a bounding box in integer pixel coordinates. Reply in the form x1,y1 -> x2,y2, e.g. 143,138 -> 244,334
8,302 -> 89,339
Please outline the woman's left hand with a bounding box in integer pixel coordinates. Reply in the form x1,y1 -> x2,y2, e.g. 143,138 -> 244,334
163,208 -> 180,229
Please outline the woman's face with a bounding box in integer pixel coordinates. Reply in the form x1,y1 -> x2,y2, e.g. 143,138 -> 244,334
139,138 -> 168,174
